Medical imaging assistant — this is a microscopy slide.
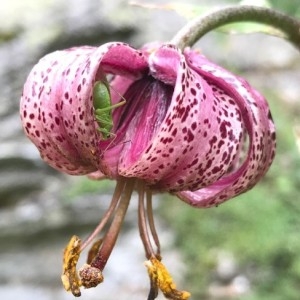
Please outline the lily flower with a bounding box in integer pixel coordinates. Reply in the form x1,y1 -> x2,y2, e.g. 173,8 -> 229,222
20,42 -> 275,299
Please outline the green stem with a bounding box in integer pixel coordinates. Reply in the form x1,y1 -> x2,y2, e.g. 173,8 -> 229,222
171,5 -> 300,50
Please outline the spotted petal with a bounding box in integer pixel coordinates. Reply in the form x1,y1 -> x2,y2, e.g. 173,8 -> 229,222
175,49 -> 276,207
118,45 -> 246,194
20,43 -> 148,175
21,42 -> 275,207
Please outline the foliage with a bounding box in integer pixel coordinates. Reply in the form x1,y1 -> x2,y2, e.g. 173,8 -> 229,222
262,0 -> 300,17
229,0 -> 300,17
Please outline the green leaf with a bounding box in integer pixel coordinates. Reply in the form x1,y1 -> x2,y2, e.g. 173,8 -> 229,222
130,0 -> 289,39
129,1 -> 212,20
218,21 -> 285,37
239,0 -> 271,8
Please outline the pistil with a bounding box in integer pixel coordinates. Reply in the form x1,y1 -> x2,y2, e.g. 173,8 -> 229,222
89,177 -> 135,271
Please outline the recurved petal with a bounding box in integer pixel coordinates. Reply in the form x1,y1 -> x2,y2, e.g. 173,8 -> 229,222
20,46 -> 97,175
20,43 -> 148,175
175,49 -> 276,207
119,45 -> 244,191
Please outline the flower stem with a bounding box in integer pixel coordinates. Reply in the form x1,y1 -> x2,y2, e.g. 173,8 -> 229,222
171,5 -> 300,50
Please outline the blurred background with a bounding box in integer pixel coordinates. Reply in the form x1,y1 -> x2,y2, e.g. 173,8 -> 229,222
1,0 -> 300,299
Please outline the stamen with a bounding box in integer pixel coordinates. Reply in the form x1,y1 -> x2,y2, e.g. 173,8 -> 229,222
146,190 -> 161,257
90,177 -> 135,271
138,181 -> 156,258
80,179 -> 126,251
145,256 -> 191,300
61,178 -> 134,295
61,178 -> 190,299
86,239 -> 102,264
61,235 -> 82,297
137,183 -> 190,299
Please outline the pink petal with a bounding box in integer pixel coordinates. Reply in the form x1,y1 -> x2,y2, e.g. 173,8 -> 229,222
118,45 -> 244,192
175,49 -> 276,207
20,43 -> 148,175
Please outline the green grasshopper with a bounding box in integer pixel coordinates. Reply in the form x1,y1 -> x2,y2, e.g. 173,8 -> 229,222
93,80 -> 126,140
